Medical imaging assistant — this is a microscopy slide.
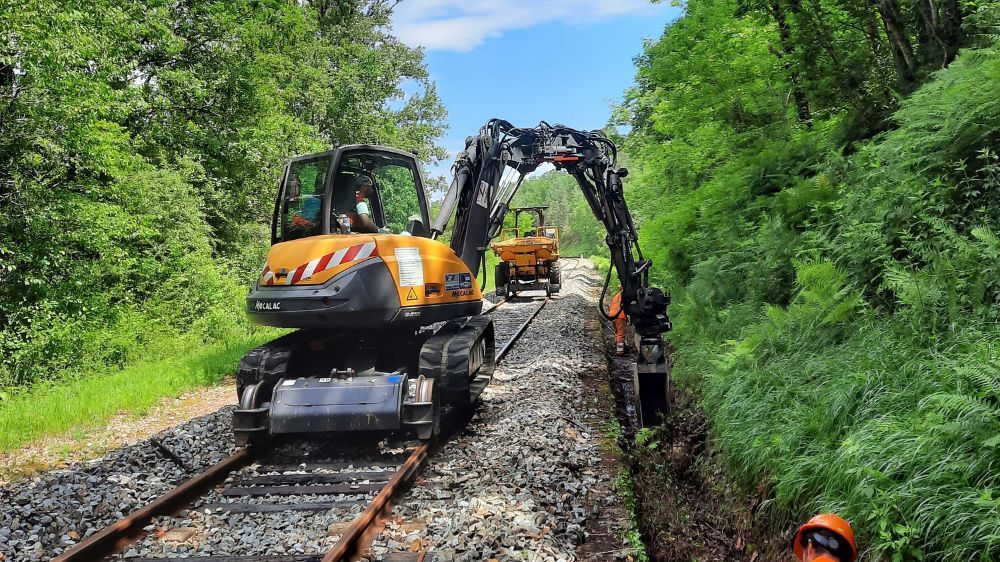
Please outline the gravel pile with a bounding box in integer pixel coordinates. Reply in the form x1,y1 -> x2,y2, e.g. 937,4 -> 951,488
368,259 -> 621,561
0,408 -> 236,560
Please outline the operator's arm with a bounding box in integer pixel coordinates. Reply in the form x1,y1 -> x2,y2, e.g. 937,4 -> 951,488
354,200 -> 379,234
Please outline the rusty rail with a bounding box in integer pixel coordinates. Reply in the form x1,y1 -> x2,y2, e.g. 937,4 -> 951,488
55,295 -> 545,562
53,448 -> 252,562
497,297 -> 549,362
322,442 -> 430,562
322,297 -> 549,560
483,297 -> 506,314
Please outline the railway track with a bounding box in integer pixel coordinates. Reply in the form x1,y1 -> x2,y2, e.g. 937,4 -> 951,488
55,295 -> 551,562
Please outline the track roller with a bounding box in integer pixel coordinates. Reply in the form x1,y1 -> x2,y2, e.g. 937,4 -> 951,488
418,315 -> 496,417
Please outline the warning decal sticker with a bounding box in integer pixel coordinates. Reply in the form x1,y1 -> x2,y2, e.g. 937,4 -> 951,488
475,180 -> 490,208
406,287 -> 419,301
394,247 -> 424,287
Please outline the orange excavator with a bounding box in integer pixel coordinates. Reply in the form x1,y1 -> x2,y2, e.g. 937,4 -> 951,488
232,121 -> 672,447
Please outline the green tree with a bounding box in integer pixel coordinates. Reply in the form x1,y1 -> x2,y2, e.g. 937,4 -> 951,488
0,0 -> 444,387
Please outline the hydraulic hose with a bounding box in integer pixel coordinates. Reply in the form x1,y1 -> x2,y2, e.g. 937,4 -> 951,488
598,261 -> 616,321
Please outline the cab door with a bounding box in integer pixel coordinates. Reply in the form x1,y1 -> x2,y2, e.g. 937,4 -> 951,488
272,151 -> 337,244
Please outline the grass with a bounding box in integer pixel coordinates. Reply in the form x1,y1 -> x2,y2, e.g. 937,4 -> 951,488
480,251 -> 501,294
589,254 -> 610,276
604,416 -> 652,562
675,290 -> 1000,560
0,331 -> 277,453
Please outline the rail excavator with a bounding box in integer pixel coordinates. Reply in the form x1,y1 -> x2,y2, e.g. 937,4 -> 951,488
232,120 -> 671,447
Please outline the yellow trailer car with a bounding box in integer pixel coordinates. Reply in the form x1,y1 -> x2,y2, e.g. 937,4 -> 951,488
490,207 -> 561,297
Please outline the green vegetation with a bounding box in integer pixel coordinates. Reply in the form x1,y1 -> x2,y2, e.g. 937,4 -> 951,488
0,331 -> 277,452
512,171 -> 605,257
0,1 -> 443,439
613,0 -> 1000,559
606,417 -> 651,562
3,0 -> 998,558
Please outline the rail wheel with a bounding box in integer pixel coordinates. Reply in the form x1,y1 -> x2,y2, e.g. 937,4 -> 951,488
411,375 -> 441,440
235,382 -> 270,449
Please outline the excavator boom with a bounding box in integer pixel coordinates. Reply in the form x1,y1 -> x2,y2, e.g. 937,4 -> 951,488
433,120 -> 673,424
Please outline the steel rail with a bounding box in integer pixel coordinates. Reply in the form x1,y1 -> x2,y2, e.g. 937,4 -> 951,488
322,296 -> 550,561
496,297 -> 550,362
53,448 -> 252,562
55,295 -> 542,562
483,297 -> 506,314
321,442 -> 430,562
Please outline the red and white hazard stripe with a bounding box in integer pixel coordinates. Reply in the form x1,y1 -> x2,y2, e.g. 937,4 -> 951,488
262,242 -> 378,286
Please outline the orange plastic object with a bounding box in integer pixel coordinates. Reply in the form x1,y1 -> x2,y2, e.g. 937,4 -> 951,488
793,514 -> 857,562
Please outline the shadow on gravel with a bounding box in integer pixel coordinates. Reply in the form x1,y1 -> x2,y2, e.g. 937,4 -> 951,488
600,321 -> 790,562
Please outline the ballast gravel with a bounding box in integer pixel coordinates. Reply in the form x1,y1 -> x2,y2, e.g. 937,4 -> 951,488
368,260 -> 625,561
0,408 -> 236,560
114,438 -> 407,558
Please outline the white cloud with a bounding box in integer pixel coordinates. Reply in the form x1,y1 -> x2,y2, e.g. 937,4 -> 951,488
392,0 -> 665,52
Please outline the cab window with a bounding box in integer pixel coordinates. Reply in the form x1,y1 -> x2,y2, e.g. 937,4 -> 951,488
281,154 -> 331,241
374,164 -> 422,235
330,151 -> 426,236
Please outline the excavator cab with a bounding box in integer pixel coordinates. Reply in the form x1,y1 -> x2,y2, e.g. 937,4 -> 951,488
273,146 -> 431,243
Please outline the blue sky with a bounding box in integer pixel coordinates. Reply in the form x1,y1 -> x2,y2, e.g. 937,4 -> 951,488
390,1 -> 683,178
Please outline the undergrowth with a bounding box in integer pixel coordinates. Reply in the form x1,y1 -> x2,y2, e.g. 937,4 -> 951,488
0,329 -> 278,452
606,417 -> 652,562
622,11 -> 1000,560
674,269 -> 1000,560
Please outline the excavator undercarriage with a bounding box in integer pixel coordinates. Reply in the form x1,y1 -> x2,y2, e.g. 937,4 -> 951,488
233,316 -> 495,447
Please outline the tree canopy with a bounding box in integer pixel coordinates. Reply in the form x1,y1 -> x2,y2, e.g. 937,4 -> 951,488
0,0 -> 445,386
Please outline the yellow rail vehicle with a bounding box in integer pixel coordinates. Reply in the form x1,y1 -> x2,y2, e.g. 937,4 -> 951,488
491,207 -> 562,298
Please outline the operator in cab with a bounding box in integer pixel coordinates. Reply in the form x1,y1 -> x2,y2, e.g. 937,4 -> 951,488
350,175 -> 379,234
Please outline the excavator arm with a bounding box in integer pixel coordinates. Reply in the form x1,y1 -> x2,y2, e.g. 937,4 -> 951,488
432,119 -> 672,425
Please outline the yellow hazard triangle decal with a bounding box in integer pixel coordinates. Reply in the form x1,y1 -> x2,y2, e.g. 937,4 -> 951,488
406,288 -> 419,301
